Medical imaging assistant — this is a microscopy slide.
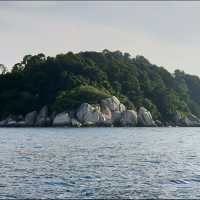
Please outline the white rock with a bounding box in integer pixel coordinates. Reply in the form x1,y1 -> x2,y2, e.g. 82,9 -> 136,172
53,112 -> 71,126
101,105 -> 112,121
120,110 -> 137,126
76,103 -> 105,125
92,104 -> 101,112
138,107 -> 154,126
119,103 -> 126,112
101,96 -> 122,112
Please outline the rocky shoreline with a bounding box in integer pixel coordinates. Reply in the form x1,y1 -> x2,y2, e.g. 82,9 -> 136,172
0,96 -> 200,128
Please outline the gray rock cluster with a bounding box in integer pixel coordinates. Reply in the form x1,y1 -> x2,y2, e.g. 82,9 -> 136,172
173,111 -> 200,127
0,107 -> 50,127
76,103 -> 105,126
0,96 -> 165,128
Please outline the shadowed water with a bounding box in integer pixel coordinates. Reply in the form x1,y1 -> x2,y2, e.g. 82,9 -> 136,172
0,127 -> 200,199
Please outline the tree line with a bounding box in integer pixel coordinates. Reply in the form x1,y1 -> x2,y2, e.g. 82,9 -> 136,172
0,50 -> 200,122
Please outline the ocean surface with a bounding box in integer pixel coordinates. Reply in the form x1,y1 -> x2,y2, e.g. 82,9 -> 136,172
0,127 -> 200,199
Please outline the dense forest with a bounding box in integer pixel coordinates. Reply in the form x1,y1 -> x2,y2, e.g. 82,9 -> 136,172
1,49 -> 200,123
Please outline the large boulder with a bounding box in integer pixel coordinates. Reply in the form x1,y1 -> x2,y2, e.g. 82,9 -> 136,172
120,110 -> 137,127
111,111 -> 122,125
25,111 -> 37,126
76,103 -> 105,125
119,103 -> 126,112
53,112 -> 71,126
101,96 -> 126,112
138,107 -> 155,126
35,106 -> 50,126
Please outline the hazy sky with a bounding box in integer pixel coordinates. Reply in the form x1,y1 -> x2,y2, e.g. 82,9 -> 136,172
1,1 -> 200,76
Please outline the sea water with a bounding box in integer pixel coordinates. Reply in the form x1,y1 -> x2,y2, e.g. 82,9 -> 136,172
0,127 -> 200,199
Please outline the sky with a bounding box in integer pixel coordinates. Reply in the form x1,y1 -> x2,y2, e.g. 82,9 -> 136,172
1,1 -> 200,76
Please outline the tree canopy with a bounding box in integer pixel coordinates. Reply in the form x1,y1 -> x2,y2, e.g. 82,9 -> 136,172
0,50 -> 200,122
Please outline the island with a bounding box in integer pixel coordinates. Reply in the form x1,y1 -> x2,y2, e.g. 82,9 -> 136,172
1,50 -> 200,127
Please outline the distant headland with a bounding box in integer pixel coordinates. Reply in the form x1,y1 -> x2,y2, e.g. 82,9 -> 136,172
1,50 -> 200,127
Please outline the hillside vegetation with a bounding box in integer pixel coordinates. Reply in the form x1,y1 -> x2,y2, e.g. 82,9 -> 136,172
0,50 -> 200,122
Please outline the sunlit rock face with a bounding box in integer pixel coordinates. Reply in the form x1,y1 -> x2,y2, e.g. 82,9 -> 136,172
76,103 -> 105,125
101,96 -> 125,112
138,107 -> 155,126
120,110 -> 138,127
53,112 -> 71,126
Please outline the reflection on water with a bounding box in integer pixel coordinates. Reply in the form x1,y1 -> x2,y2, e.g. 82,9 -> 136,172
0,127 -> 200,199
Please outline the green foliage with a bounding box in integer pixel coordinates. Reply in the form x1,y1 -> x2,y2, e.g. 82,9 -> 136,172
141,98 -> 161,120
0,50 -> 200,121
53,85 -> 111,112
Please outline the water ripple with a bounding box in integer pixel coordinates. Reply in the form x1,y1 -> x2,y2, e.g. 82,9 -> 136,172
0,127 -> 200,198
